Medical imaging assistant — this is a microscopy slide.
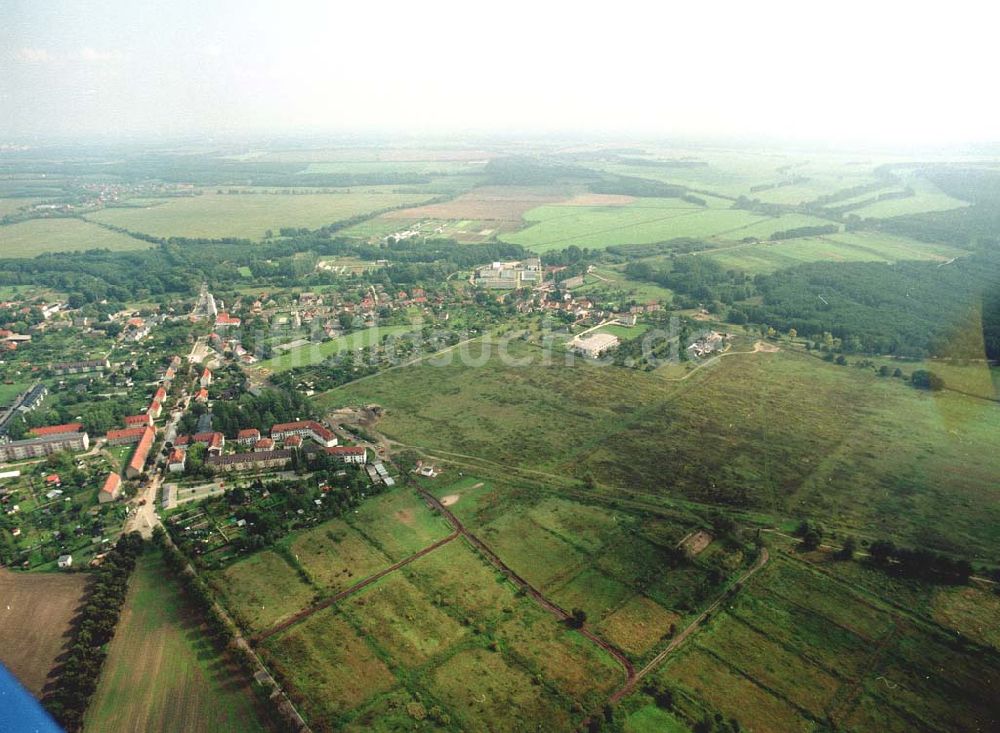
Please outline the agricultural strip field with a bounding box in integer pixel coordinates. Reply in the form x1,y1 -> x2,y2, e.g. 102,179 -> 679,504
705,231 -> 966,274
260,534 -> 623,731
252,324 -> 422,374
647,554 -> 1000,733
0,568 -> 90,696
0,217 -> 153,257
425,480 -> 744,664
848,178 -> 969,219
84,552 -> 269,733
86,189 -> 438,240
382,185 -> 575,221
500,199 -> 835,253
210,487 -> 452,634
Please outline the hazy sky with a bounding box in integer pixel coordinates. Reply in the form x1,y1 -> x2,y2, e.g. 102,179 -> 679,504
2,0 -> 998,144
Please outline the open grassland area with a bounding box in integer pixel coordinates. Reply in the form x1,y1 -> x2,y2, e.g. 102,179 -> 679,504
0,569 -> 89,696
0,198 -> 41,217
580,350 -> 1000,559
209,550 -> 315,633
849,177 -> 969,219
322,338 -> 685,468
209,488 -> 450,635
705,231 -> 967,274
572,267 -> 675,302
500,199 -> 784,252
86,189 -> 437,240
253,324 -> 421,374
259,534 -> 623,732
425,481 -> 743,662
383,184 -> 572,221
84,552 -> 268,733
649,554 -> 1000,733
324,342 -> 1000,559
0,217 -> 153,257
0,381 -> 29,405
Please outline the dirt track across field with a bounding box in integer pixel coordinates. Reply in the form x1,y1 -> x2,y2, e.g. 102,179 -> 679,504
253,531 -> 460,643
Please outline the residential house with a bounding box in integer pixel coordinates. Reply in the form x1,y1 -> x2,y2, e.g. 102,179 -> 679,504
125,426 -> 156,479
167,448 -> 186,473
99,472 -> 122,503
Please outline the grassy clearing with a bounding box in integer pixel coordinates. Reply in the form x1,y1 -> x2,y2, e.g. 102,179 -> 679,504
254,324 -> 420,374
0,198 -> 42,217
660,647 -> 810,733
850,177 -> 969,218
427,647 -> 576,732
341,572 -> 468,667
572,268 -> 675,302
597,595 -> 680,657
323,338 -> 685,470
286,518 -> 390,592
624,705 -> 690,733
87,190 -> 436,240
579,350 -> 1000,559
84,553 -> 267,733
500,199 -> 774,252
0,217 -> 152,257
706,231 -> 965,274
346,488 -> 452,560
0,381 -> 28,406
262,610 -> 397,728
651,553 -> 1000,733
210,550 -> 315,633
0,568 -> 89,696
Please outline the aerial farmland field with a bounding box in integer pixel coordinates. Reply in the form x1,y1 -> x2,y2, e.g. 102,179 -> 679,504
0,569 -> 90,697
705,231 -> 966,274
85,189 -> 439,240
0,217 -> 153,257
83,552 -> 269,733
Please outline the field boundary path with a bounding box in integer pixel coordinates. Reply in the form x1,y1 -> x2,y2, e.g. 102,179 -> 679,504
609,547 -> 770,703
160,535 -> 313,733
415,486 -> 637,681
253,530 -> 460,644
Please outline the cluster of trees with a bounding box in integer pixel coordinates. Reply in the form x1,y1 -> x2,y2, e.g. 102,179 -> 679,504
768,224 -> 839,241
44,532 -> 144,731
868,539 -> 973,584
179,388 -> 310,438
625,256 -> 752,304
591,175 -> 686,199
748,252 -> 1000,357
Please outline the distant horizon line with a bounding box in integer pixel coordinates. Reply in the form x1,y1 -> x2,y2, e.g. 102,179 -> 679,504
2,130 -> 999,156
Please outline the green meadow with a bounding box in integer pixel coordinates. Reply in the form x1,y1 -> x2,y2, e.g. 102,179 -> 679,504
86,189 -> 437,240
0,217 -> 153,257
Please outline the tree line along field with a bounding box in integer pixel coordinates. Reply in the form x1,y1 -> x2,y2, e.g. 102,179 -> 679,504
84,188 -> 440,240
83,551 -> 270,733
324,340 -> 1000,562
0,217 -> 154,257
